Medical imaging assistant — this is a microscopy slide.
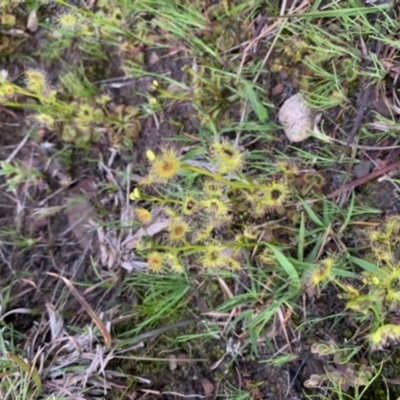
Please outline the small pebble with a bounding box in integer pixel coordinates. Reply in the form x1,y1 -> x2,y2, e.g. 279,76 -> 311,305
278,93 -> 315,143
353,161 -> 372,179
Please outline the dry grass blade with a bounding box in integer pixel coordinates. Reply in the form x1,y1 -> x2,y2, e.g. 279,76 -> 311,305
7,351 -> 42,394
47,272 -> 112,348
327,159 -> 400,200
5,126 -> 34,163
45,303 -> 64,341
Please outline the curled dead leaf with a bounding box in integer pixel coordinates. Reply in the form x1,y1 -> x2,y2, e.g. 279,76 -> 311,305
304,374 -> 325,388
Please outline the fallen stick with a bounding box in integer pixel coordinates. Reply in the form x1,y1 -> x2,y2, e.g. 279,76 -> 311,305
326,159 -> 400,200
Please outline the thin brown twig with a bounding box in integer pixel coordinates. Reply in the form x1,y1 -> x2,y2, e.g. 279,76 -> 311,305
344,84 -> 374,150
290,159 -> 400,207
342,26 -> 386,151
326,159 -> 400,200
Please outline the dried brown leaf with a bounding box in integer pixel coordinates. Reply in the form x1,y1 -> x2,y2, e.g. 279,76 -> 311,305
45,303 -> 64,341
201,378 -> 215,397
47,272 -> 112,348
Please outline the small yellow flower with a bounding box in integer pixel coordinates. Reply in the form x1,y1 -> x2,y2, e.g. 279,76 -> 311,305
25,68 -> 49,95
264,181 -> 290,210
387,215 -> 400,230
135,208 -> 152,225
242,225 -> 259,240
362,271 -> 384,286
368,229 -> 386,243
371,276 -> 380,285
201,244 -> 227,270
57,11 -> 79,30
310,257 -> 335,286
147,252 -> 164,273
163,207 -> 178,218
346,294 -> 376,314
210,139 -> 244,174
202,179 -> 226,197
165,253 -> 184,274
130,188 -> 141,200
80,23 -> 96,37
372,245 -> 394,265
146,149 -> 156,162
168,218 -> 190,241
202,198 -> 229,217
276,160 -> 299,176
150,148 -> 181,182
304,172 -> 326,189
34,113 -> 55,128
225,257 -> 241,271
0,83 -> 15,99
111,8 -> 124,24
370,324 -> 400,349
258,248 -> 278,266
386,290 -> 400,310
192,223 -> 215,243
252,201 -> 267,218
95,94 -> 112,105
135,236 -> 152,251
76,103 -> 102,126
139,175 -> 154,186
2,13 -> 16,28
62,125 -> 78,142
182,196 -> 198,216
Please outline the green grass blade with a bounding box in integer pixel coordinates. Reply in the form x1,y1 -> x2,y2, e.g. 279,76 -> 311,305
348,255 -> 378,274
341,191 -> 356,233
298,211 -> 305,262
267,244 -> 300,290
243,82 -> 268,122
299,198 -> 324,227
305,233 -> 324,263
283,4 -> 391,19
